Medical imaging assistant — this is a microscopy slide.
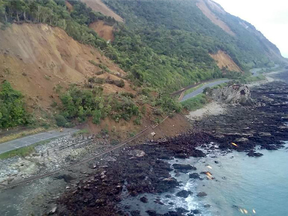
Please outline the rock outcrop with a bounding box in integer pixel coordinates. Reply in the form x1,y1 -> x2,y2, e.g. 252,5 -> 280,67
211,84 -> 253,105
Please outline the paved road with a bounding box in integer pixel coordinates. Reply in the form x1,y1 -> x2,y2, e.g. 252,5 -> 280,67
181,79 -> 229,102
0,128 -> 79,155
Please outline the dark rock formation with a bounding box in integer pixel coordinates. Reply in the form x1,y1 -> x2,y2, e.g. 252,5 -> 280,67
176,190 -> 192,198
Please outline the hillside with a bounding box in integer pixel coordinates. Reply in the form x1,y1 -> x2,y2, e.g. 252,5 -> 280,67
103,0 -> 286,69
0,23 -> 129,110
0,0 -> 286,131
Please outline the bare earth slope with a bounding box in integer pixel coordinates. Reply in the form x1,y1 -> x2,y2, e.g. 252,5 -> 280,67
89,21 -> 114,41
0,23 -> 129,110
197,0 -> 235,36
80,0 -> 123,22
210,50 -> 242,72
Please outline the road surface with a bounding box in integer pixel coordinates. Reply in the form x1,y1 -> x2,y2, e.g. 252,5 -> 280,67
181,79 -> 229,102
0,128 -> 78,155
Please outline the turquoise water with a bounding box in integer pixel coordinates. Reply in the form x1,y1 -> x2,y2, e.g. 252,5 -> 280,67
189,143 -> 288,216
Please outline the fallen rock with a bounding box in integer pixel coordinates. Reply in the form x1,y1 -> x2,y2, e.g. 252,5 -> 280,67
259,132 -> 272,137
146,210 -> 157,216
236,137 -> 249,142
191,209 -> 201,214
172,164 -> 196,170
176,207 -> 189,213
197,192 -> 207,197
130,210 -> 141,216
189,173 -> 201,179
48,205 -> 57,215
140,196 -> 148,203
176,190 -> 192,198
247,150 -> 263,157
128,149 -> 146,158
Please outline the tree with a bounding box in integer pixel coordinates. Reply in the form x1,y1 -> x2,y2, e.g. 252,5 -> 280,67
0,81 -> 28,128
0,0 -> 7,22
8,0 -> 26,22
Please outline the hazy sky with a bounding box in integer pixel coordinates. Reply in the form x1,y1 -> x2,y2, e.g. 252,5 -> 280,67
213,0 -> 288,58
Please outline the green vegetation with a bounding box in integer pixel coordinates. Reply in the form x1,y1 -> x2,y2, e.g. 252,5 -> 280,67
0,0 -> 223,92
155,95 -> 182,113
104,0 -> 282,70
0,81 -> 29,128
58,86 -> 140,124
72,128 -> 89,137
0,0 -> 281,127
238,75 -> 266,84
181,94 -> 208,111
1,0 -> 276,93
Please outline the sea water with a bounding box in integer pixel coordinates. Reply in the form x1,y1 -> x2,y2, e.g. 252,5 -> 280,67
121,71 -> 288,215
171,143 -> 288,216
121,143 -> 288,216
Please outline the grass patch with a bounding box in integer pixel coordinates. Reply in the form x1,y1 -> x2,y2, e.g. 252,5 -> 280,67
0,139 -> 54,160
72,129 -> 89,137
0,128 -> 47,144
181,94 -> 208,111
238,75 -> 266,84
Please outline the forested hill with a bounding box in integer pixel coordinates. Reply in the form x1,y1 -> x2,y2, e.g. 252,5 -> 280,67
0,0 -> 286,92
103,0 -> 285,70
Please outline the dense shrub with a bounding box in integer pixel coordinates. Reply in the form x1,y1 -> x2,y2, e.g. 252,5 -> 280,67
181,94 -> 208,111
55,114 -> 69,127
59,87 -> 140,124
156,96 -> 182,113
0,81 -> 29,128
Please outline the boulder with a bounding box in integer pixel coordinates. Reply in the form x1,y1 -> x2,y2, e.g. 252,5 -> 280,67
236,137 -> 249,142
197,192 -> 207,197
140,196 -> 148,203
247,150 -> 263,157
259,132 -> 272,137
191,209 -> 201,214
130,210 -> 141,216
176,190 -> 192,198
172,164 -> 196,170
146,210 -> 157,216
211,85 -> 254,105
128,150 -> 146,158
189,173 -> 201,179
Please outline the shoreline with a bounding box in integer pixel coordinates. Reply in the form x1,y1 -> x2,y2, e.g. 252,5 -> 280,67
1,79 -> 288,215
56,81 -> 288,215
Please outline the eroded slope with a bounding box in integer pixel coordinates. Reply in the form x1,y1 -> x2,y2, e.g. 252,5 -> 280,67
0,23 -> 130,110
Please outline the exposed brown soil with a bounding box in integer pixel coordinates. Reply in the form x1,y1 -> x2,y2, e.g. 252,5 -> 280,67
197,0 -> 235,36
210,50 -> 242,72
80,0 -> 123,22
89,21 -> 114,41
0,23 -> 128,111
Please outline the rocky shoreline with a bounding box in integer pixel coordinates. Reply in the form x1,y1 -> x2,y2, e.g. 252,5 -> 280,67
56,81 -> 288,216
